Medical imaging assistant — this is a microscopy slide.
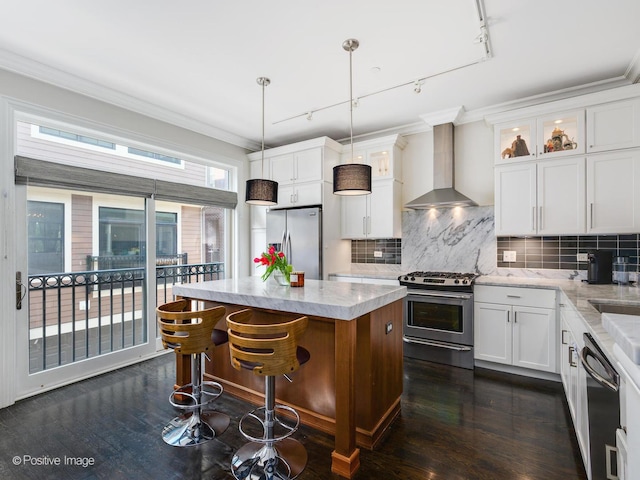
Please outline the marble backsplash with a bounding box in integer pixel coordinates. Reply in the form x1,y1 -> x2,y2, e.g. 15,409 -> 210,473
401,206 -> 496,274
400,206 -> 590,281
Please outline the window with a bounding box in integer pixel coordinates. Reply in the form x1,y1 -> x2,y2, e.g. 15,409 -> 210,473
27,201 -> 64,274
127,147 -> 181,165
39,126 -> 115,149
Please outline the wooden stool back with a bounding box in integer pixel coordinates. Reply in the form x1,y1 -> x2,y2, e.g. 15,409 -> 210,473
226,309 -> 308,377
157,299 -> 225,355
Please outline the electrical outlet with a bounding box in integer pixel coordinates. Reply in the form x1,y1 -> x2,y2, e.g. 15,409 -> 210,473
577,253 -> 589,262
374,250 -> 383,258
385,322 -> 393,334
503,250 -> 517,262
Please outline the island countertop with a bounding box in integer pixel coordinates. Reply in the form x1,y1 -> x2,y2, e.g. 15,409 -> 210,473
172,277 -> 407,320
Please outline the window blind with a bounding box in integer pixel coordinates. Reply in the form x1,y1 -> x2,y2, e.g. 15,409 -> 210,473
14,156 -> 237,209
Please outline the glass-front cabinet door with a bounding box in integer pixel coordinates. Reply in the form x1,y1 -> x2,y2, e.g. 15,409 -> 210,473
495,119 -> 537,164
537,110 -> 585,159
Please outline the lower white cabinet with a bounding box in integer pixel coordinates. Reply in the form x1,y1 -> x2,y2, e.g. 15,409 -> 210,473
474,286 -> 557,373
559,300 -> 590,474
616,348 -> 640,480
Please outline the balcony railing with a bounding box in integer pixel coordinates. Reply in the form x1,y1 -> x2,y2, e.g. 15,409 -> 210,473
27,261 -> 224,373
85,253 -> 188,270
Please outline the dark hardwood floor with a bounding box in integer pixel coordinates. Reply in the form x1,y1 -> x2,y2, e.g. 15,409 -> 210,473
0,353 -> 587,480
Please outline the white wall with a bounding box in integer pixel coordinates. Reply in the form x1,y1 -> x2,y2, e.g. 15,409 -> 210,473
400,120 -> 495,208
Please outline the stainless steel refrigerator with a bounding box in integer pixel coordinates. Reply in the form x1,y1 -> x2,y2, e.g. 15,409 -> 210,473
266,207 -> 322,280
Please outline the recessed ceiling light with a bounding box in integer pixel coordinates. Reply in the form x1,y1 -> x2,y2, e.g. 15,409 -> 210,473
371,66 -> 381,74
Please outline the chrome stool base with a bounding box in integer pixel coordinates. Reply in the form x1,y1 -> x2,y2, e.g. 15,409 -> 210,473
162,410 -> 230,447
231,438 -> 308,480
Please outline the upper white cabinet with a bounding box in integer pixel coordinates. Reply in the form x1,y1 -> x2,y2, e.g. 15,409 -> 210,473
340,134 -> 406,181
247,137 -> 342,211
490,87 -> 640,236
587,98 -> 640,153
270,148 -> 323,185
495,110 -> 585,164
586,150 -> 640,233
341,179 -> 402,239
494,157 -> 586,235
339,135 -> 406,239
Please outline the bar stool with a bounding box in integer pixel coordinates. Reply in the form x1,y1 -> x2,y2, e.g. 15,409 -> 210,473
226,309 -> 310,480
157,299 -> 230,447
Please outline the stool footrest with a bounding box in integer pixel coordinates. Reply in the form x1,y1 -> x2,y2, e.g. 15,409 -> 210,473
169,381 -> 223,410
238,404 -> 300,444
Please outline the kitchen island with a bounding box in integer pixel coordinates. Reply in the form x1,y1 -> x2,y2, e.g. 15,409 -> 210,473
172,277 -> 407,479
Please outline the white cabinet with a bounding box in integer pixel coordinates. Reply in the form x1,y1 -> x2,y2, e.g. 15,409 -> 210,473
277,182 -> 322,209
341,179 -> 402,239
494,157 -> 585,235
559,300 -> 590,472
495,110 -> 585,164
340,134 -> 406,180
474,286 -> 557,373
587,98 -> 640,153
270,148 -> 323,185
586,150 -> 640,233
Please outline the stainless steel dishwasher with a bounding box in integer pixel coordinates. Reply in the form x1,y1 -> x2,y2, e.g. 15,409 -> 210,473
580,332 -> 620,480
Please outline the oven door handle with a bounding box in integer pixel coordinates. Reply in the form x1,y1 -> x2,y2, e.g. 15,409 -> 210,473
406,291 -> 472,300
403,336 -> 472,352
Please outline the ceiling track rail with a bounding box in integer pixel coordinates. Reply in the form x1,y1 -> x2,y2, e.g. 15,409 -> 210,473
273,0 -> 493,127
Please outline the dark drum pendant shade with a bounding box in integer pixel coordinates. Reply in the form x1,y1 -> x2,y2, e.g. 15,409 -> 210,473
245,76 -> 278,206
246,178 -> 278,205
333,38 -> 371,196
333,163 -> 372,195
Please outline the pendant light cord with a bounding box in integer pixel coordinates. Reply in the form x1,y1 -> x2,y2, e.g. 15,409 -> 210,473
257,77 -> 270,178
349,44 -> 354,164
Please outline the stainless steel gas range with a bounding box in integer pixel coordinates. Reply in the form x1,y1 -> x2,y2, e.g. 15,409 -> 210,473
399,271 -> 479,369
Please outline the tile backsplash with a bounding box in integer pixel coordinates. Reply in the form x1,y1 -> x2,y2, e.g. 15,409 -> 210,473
351,239 -> 401,264
497,234 -> 640,272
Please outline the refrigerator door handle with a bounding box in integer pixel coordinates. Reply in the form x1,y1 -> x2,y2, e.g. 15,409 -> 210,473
285,231 -> 292,263
280,230 -> 286,252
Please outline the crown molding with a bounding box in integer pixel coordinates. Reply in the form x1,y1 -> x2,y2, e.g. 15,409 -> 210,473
0,48 -> 260,151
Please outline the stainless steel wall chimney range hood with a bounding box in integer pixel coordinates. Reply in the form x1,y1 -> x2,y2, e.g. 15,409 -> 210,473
405,122 -> 477,209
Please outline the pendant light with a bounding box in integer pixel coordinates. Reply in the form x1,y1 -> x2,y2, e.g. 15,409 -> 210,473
246,77 -> 278,205
333,38 -> 372,196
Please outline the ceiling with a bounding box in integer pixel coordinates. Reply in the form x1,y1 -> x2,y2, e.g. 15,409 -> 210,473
1,0 -> 639,151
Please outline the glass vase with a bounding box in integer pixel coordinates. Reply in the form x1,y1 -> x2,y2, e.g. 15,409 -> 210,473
272,271 -> 290,286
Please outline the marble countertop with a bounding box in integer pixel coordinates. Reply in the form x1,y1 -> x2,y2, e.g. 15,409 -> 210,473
603,313 -> 640,364
172,277 -> 407,321
477,275 -> 640,365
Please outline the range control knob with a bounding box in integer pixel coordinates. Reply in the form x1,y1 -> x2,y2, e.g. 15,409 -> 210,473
454,279 -> 460,284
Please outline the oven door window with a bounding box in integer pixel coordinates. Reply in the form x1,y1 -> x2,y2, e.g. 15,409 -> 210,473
408,300 -> 463,333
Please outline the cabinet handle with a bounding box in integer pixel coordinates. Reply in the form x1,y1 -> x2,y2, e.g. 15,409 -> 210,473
294,193 -> 298,203
507,311 -> 510,323
506,295 -> 521,298
514,311 -> 517,323
367,216 -> 371,235
532,207 -> 536,231
590,203 -> 594,229
362,217 -> 366,236
561,329 -> 568,345
290,194 -> 294,204
539,206 -> 543,231
568,346 -> 577,368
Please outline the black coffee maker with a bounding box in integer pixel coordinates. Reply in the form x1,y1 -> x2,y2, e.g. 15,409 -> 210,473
587,250 -> 613,284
